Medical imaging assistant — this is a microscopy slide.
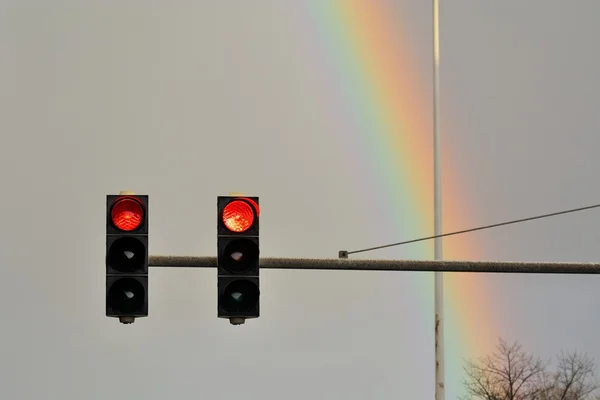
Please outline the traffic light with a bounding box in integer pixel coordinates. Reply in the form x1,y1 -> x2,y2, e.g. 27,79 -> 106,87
217,196 -> 260,324
106,194 -> 149,324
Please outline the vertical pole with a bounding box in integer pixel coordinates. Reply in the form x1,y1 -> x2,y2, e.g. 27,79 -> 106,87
432,0 -> 445,399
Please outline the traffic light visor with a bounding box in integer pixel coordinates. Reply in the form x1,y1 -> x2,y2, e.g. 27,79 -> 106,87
111,197 -> 144,231
222,200 -> 255,233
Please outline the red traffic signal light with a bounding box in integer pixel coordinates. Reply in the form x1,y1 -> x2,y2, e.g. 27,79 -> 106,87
217,195 -> 260,323
106,194 -> 149,323
111,197 -> 145,232
222,199 -> 259,233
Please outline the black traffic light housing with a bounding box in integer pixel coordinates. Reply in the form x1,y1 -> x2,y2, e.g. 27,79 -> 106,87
217,196 -> 260,324
106,194 -> 149,324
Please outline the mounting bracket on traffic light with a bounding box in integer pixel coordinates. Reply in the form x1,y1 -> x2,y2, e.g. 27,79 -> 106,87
217,195 -> 260,325
106,193 -> 149,324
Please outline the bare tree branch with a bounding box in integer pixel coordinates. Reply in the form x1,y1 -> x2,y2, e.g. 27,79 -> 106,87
462,338 -> 549,400
549,350 -> 599,400
462,338 -> 599,400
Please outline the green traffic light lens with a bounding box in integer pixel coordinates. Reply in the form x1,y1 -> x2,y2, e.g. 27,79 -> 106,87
108,278 -> 145,314
222,280 -> 259,312
108,237 -> 146,273
222,238 -> 259,273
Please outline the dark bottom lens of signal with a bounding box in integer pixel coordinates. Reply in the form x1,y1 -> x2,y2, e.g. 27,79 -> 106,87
108,237 -> 146,273
223,238 -> 259,273
108,278 -> 146,314
222,280 -> 259,312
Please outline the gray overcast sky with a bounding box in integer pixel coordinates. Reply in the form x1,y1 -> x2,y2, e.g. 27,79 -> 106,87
1,1 -> 600,399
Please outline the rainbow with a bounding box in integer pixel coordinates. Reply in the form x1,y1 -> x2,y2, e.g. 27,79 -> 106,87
301,0 -> 499,397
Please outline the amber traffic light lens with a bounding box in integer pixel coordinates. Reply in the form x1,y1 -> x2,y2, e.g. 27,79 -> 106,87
222,238 -> 259,273
108,237 -> 146,273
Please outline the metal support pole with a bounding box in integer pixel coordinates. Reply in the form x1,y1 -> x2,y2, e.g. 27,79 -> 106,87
149,256 -> 600,274
432,0 -> 445,398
